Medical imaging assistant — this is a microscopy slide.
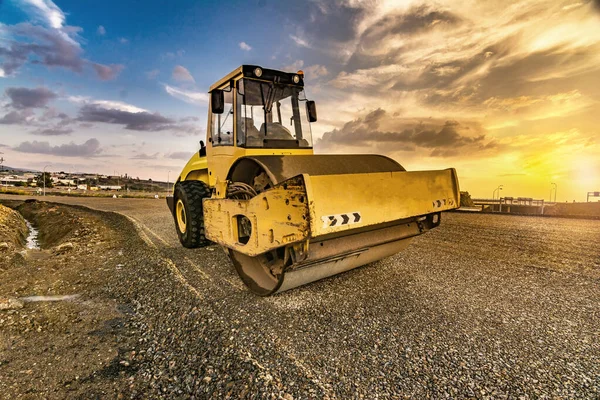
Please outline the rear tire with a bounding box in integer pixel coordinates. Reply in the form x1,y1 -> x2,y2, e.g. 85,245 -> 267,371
173,180 -> 211,248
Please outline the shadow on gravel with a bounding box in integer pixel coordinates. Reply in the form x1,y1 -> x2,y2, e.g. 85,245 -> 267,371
88,317 -> 126,337
94,349 -> 138,380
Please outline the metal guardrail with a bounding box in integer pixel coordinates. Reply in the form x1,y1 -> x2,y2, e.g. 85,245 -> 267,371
472,198 -> 554,206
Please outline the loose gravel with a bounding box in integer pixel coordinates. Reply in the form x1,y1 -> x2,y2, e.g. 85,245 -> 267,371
0,195 -> 598,399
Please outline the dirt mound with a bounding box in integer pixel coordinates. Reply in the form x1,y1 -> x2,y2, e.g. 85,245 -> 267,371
0,204 -> 27,250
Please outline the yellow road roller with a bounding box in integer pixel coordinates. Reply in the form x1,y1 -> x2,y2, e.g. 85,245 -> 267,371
167,65 -> 460,295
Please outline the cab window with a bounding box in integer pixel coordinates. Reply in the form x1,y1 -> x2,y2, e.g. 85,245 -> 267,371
235,78 -> 313,148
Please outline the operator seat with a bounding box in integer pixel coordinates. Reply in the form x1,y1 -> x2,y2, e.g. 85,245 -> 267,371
243,117 -> 263,147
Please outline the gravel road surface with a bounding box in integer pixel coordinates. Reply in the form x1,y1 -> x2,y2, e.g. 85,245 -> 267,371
1,194 -> 599,399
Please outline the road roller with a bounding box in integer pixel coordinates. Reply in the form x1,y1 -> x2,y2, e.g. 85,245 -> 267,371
167,65 -> 460,295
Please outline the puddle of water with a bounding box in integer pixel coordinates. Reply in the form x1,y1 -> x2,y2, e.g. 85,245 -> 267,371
20,294 -> 80,303
24,218 -> 40,250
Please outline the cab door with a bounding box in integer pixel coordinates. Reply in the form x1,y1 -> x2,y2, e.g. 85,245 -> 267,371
206,83 -> 237,187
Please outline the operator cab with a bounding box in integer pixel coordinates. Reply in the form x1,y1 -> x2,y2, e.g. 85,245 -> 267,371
209,65 -> 317,150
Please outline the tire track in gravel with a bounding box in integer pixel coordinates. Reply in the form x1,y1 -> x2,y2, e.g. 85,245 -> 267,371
118,209 -> 337,397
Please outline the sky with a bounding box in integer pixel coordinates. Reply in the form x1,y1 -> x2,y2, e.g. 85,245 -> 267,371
0,0 -> 599,201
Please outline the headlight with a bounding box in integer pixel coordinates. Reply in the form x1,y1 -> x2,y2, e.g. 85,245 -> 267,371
292,74 -> 300,84
254,67 -> 262,77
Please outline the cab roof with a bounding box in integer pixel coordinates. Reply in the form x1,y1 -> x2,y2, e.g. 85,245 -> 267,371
209,65 -> 304,92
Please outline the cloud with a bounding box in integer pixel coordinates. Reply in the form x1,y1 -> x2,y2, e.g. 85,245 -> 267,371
161,50 -> 185,60
5,86 -> 57,109
290,34 -> 310,48
32,127 -> 73,136
282,59 -> 304,72
239,41 -> 252,51
0,1 -> 122,80
14,138 -> 102,157
164,84 -> 208,104
77,104 -> 175,131
304,64 -> 328,79
119,37 -> 129,44
92,63 -> 124,80
167,151 -> 194,160
40,107 -> 69,120
0,23 -> 84,76
97,25 -> 106,35
279,2 -> 365,45
172,65 -> 195,82
90,100 -> 146,113
68,96 -> 148,113
20,0 -> 66,29
360,5 -> 461,45
131,152 -> 160,160
0,109 -> 35,124
179,116 -> 199,122
317,108 -> 493,157
76,102 -> 201,135
146,69 -> 160,79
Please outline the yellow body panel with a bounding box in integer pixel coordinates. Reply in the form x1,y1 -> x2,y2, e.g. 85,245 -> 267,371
178,152 -> 209,183
203,176 -> 309,256
203,169 -> 460,257
307,168 -> 459,237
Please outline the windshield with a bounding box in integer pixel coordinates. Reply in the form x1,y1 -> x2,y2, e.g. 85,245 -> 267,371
237,79 -> 313,148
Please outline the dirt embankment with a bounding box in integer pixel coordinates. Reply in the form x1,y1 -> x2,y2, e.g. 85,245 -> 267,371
0,200 -> 140,399
0,204 -> 27,252
15,199 -> 89,249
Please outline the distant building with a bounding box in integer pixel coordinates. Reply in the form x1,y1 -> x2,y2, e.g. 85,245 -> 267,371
2,175 -> 29,185
52,178 -> 76,186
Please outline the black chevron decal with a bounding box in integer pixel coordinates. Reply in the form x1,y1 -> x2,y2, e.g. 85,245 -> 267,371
353,212 -> 361,223
341,214 -> 350,224
329,216 -> 337,226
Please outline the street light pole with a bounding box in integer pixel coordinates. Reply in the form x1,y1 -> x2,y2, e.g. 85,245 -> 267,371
0,157 -> 4,191
492,185 -> 503,211
167,170 -> 171,194
114,170 -> 120,190
43,164 -> 51,196
551,183 -> 557,203
493,185 -> 503,200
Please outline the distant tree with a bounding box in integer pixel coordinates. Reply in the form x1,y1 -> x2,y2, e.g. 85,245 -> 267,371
37,172 -> 53,188
460,191 -> 474,207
